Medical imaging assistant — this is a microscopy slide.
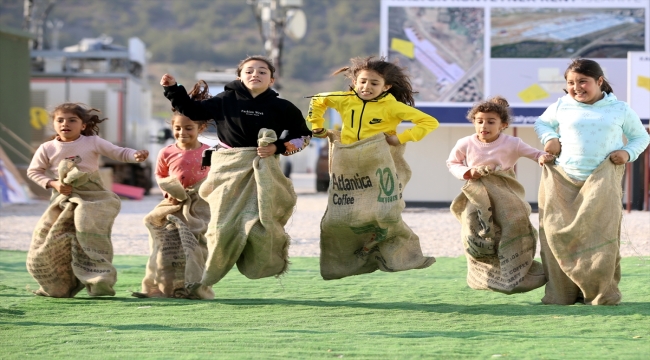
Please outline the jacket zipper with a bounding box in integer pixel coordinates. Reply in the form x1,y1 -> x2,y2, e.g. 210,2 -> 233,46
357,102 -> 367,141
350,110 -> 354,129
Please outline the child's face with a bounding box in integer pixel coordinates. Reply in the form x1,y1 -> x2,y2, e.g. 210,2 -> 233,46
565,71 -> 603,105
238,60 -> 275,97
473,112 -> 506,143
53,111 -> 86,142
353,70 -> 392,101
172,115 -> 205,150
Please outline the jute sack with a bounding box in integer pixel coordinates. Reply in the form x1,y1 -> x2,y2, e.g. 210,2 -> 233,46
450,167 -> 546,294
197,129 -> 295,287
539,161 -> 624,305
133,177 -> 214,299
320,131 -> 435,280
26,157 -> 120,297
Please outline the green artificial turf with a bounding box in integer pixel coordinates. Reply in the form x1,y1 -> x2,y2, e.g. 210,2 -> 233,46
0,250 -> 648,359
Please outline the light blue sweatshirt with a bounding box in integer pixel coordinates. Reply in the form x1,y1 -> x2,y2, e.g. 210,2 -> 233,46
535,93 -> 650,181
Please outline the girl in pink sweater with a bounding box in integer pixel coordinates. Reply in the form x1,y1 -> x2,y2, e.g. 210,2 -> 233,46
447,96 -> 554,179
26,103 -> 148,297
447,97 -> 554,295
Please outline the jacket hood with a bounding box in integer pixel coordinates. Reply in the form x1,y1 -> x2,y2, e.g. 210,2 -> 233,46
224,79 -> 278,100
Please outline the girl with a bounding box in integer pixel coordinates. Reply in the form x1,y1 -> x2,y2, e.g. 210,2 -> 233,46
306,56 -> 439,280
26,103 -> 148,297
307,56 -> 439,145
135,81 -> 214,299
161,55 -> 312,291
447,96 -> 554,294
535,58 -> 649,305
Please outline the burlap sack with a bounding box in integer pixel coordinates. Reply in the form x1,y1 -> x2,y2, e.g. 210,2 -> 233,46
320,131 -> 434,280
450,167 -> 546,294
539,161 -> 624,305
197,129 -> 295,287
133,177 -> 214,299
26,157 -> 120,297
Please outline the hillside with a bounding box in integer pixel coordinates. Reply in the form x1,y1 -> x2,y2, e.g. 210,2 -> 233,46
0,0 -> 381,116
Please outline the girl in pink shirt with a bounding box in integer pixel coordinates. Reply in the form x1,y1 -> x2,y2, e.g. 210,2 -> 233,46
26,103 -> 148,298
447,97 -> 554,295
135,82 -> 215,299
447,97 -> 554,179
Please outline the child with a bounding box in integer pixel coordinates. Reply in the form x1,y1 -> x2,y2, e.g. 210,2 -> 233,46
447,96 -> 555,294
26,103 -> 148,297
307,56 -> 439,145
160,55 -> 312,291
306,56 -> 439,280
535,58 -> 650,305
135,81 -> 214,299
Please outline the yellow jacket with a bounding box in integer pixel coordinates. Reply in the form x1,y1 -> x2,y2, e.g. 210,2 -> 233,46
307,90 -> 439,145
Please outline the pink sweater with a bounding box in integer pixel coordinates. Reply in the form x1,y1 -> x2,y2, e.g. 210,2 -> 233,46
156,143 -> 210,194
27,135 -> 139,189
446,134 -> 546,180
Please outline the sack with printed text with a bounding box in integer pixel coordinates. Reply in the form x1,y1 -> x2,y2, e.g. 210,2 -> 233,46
450,167 -> 546,294
26,157 -> 120,297
133,177 -> 214,299
319,131 -> 435,280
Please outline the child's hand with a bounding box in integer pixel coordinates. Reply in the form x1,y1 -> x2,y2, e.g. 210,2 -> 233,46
134,150 -> 149,162
544,138 -> 561,157
467,168 -> 482,180
257,144 -> 277,158
167,197 -> 180,205
312,128 -> 328,138
160,74 -> 177,87
609,150 -> 629,165
48,180 -> 72,196
538,153 -> 556,166
385,135 -> 400,146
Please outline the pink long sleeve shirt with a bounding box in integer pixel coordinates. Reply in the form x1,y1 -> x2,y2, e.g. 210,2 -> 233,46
27,135 -> 139,189
446,134 -> 546,180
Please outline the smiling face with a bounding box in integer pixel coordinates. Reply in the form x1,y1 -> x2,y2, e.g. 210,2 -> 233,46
473,112 -> 506,143
53,111 -> 86,142
172,115 -> 206,150
353,70 -> 392,101
238,60 -> 275,97
565,71 -> 604,105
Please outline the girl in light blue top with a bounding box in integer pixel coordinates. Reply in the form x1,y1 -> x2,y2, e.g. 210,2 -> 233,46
535,59 -> 649,180
534,58 -> 649,306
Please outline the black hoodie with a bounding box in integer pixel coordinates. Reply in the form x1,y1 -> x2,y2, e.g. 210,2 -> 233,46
164,80 -> 311,154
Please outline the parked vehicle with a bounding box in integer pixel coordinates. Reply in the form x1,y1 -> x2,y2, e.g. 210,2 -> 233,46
30,36 -> 154,192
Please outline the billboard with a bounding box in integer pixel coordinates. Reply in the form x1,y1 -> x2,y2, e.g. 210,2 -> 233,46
380,0 -> 650,125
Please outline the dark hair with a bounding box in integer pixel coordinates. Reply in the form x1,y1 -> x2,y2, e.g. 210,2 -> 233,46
563,58 -> 614,94
51,103 -> 107,137
466,96 -> 511,126
171,80 -> 212,127
236,55 -> 275,78
333,56 -> 416,106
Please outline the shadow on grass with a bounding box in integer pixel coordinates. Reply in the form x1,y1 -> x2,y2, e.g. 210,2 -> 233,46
210,298 -> 650,316
0,320 -> 214,332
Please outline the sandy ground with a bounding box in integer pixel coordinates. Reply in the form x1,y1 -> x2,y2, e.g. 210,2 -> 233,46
1,174 -> 649,258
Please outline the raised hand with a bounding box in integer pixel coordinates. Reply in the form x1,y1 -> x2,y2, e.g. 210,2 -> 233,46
160,73 -> 177,87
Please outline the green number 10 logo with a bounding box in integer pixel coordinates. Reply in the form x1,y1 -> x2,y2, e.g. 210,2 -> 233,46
376,167 -> 397,203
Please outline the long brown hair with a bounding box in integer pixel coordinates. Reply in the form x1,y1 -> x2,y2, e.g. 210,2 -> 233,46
50,103 -> 107,137
333,56 -> 416,106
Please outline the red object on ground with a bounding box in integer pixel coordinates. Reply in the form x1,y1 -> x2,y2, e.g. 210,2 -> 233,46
112,183 -> 145,200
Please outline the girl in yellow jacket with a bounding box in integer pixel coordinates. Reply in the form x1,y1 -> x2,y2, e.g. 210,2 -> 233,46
307,56 -> 439,144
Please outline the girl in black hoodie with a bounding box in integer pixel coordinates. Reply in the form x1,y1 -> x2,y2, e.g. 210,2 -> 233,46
161,55 -> 311,158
